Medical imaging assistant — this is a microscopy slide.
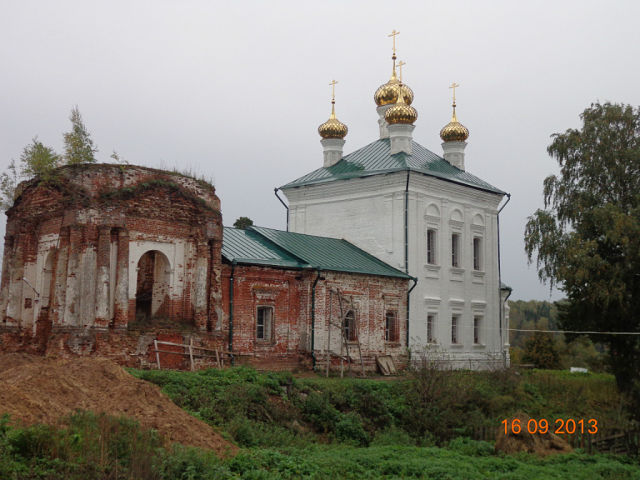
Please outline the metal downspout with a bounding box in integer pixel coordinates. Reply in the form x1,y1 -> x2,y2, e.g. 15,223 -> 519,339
404,170 -> 412,351
228,261 -> 236,365
407,276 -> 418,347
310,270 -> 321,369
497,193 -> 511,367
274,188 -> 290,232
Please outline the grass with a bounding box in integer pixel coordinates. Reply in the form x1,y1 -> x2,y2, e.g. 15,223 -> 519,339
1,365 -> 638,479
1,414 -> 638,479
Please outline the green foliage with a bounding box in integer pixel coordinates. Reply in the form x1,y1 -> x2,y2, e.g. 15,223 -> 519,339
233,216 -> 254,230
20,136 -> 60,180
0,137 -> 60,210
524,102 -> 640,416
131,365 -> 629,453
0,411 -> 162,479
0,159 -> 20,211
522,331 -> 561,369
63,106 -> 98,164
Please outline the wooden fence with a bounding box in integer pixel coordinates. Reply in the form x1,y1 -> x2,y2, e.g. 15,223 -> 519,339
468,425 -> 639,456
152,338 -> 232,371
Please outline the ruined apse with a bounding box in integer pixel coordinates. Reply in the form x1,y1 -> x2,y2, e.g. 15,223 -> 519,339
0,164 -> 223,342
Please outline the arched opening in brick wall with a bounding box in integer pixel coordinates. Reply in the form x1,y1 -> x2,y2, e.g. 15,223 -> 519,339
135,250 -> 171,319
41,251 -> 55,309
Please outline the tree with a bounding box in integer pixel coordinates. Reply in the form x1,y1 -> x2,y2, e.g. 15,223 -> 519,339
19,136 -> 60,180
524,102 -> 640,412
0,160 -> 19,211
522,331 -> 561,369
233,217 -> 254,230
0,137 -> 60,211
63,106 -> 98,164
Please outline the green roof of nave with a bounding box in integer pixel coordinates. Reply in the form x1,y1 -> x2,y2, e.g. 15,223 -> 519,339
280,138 -> 506,195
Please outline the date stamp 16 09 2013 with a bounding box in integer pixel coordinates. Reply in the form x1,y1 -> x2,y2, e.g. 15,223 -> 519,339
501,418 -> 598,436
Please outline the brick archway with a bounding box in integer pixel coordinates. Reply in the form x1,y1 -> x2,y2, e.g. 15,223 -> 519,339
135,250 -> 171,319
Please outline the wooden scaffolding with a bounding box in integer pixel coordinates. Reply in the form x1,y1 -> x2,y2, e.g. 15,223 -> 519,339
324,287 -> 365,377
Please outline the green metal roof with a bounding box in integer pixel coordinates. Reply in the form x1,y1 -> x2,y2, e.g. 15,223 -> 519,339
280,138 -> 506,195
222,227 -> 307,269
251,226 -> 411,279
222,226 -> 411,280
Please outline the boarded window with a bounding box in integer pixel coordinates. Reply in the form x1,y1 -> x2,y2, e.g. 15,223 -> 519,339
256,306 -> 273,341
343,310 -> 357,342
385,311 -> 399,342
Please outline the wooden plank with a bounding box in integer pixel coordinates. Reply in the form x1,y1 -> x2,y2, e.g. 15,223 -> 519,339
189,337 -> 195,371
154,340 -> 161,370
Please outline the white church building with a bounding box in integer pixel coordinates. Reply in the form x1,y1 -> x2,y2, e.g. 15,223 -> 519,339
277,41 -> 512,369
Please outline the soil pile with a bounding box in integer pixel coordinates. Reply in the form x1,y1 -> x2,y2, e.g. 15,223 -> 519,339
0,353 -> 237,457
495,413 -> 573,456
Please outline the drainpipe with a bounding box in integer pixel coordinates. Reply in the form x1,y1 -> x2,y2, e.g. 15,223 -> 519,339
274,188 -> 289,232
497,193 -> 511,367
228,261 -> 236,365
310,269 -> 321,369
404,170 -> 410,274
404,170 -> 412,352
406,276 -> 418,348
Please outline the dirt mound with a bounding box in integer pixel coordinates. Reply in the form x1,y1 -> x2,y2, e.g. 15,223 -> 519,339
495,413 -> 573,456
0,354 -> 237,457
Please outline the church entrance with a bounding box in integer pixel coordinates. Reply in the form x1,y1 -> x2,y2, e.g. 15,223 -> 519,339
135,251 -> 171,319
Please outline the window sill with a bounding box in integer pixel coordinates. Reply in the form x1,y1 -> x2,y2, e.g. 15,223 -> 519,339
424,264 -> 441,279
450,267 -> 465,282
473,343 -> 486,349
472,270 -> 485,284
385,341 -> 401,347
450,343 -> 464,348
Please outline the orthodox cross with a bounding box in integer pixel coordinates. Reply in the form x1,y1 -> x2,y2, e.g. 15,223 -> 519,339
449,82 -> 460,106
329,79 -> 338,102
388,29 -> 400,56
397,61 -> 406,82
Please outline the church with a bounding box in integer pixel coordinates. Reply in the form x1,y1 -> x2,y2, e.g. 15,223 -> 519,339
0,32 -> 511,372
278,32 -> 512,368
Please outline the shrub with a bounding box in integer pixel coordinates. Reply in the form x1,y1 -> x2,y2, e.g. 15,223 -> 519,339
334,413 -> 369,446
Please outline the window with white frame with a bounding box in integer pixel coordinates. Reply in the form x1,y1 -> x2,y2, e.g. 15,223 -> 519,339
256,306 -> 273,341
473,237 -> 482,271
451,315 -> 460,344
427,314 -> 435,343
473,316 -> 482,344
427,229 -> 437,265
451,233 -> 460,267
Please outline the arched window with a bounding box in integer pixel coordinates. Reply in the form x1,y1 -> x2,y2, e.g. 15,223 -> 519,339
343,310 -> 357,342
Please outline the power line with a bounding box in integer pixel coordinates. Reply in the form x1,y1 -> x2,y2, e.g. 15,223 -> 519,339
509,328 -> 640,336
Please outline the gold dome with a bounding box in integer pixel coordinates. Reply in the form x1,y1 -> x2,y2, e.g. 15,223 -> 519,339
374,75 -> 414,106
440,111 -> 469,142
318,102 -> 348,139
384,83 -> 418,125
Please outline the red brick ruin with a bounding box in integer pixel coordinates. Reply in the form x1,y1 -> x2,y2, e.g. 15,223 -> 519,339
0,164 -> 409,371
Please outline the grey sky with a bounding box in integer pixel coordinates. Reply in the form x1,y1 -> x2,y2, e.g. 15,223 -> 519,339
1,0 -> 639,301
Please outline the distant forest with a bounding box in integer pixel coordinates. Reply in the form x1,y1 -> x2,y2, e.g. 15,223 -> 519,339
508,300 -> 608,371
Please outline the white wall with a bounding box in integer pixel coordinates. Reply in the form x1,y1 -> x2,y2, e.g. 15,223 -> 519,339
284,170 -> 507,368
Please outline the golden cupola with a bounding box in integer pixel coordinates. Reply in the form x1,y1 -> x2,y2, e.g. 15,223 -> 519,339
374,31 -> 414,107
439,82 -> 469,142
385,81 -> 418,125
318,82 -> 348,140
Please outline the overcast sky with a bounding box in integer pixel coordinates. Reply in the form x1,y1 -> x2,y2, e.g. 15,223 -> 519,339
1,0 -> 639,301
